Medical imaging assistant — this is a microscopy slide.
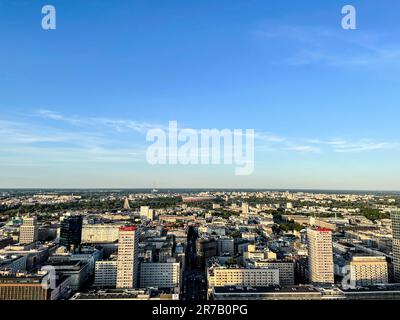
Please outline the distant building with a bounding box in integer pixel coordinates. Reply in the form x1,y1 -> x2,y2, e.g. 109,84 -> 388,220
350,256 -> 388,287
241,202 -> 249,215
116,226 -> 139,289
60,216 -> 83,251
307,227 -> 334,286
140,206 -> 154,221
19,216 -> 38,245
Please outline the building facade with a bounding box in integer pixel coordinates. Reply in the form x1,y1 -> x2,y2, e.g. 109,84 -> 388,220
350,256 -> 388,287
116,226 -> 139,289
19,216 -> 38,245
307,228 -> 334,286
139,262 -> 180,291
59,216 -> 83,251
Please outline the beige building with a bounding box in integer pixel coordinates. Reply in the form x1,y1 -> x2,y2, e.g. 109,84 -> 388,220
208,267 -> 279,288
391,211 -> 400,282
81,224 -> 123,243
116,226 -> 139,289
19,216 -> 38,245
253,260 -> 295,286
307,228 -> 334,285
350,256 -> 388,287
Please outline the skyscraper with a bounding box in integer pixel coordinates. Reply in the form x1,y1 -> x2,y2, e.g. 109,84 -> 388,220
307,227 -> 334,286
59,215 -> 83,251
116,226 -> 139,289
19,216 -> 38,245
391,211 -> 400,282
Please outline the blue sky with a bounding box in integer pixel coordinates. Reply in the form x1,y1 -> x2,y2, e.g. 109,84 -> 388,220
1,0 -> 400,189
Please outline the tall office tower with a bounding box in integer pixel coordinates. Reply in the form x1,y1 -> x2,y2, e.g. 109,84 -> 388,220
391,211 -> 400,282
116,226 -> 139,289
59,215 -> 83,251
19,216 -> 38,245
307,227 -> 334,286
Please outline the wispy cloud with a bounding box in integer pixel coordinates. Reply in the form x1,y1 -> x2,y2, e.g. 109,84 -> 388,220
254,23 -> 400,67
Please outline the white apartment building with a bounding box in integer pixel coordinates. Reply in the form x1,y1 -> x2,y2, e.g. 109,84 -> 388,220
307,228 -> 334,285
19,216 -> 38,245
350,256 -> 388,287
94,260 -> 117,287
208,267 -> 279,288
116,226 -> 139,289
139,262 -> 180,291
81,224 -> 122,243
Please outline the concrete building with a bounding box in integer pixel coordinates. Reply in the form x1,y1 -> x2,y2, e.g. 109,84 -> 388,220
140,206 -> 154,221
217,237 -> 234,256
253,260 -> 295,286
208,267 -> 279,289
116,226 -> 139,289
81,224 -> 122,243
59,215 -> 83,251
94,260 -> 117,288
241,202 -> 249,215
0,270 -> 70,300
307,227 -> 334,286
19,216 -> 38,245
139,262 -> 180,292
350,256 -> 388,287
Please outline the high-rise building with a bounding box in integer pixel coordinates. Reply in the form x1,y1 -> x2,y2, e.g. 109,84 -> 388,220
350,256 -> 388,287
391,211 -> 400,282
19,216 -> 38,245
59,216 -> 83,251
116,226 -> 139,289
307,227 -> 334,286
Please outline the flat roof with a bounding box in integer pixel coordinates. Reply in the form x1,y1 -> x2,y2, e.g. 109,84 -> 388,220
214,285 -> 320,294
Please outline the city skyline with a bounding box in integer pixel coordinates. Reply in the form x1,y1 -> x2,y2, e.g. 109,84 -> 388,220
2,0 -> 400,189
